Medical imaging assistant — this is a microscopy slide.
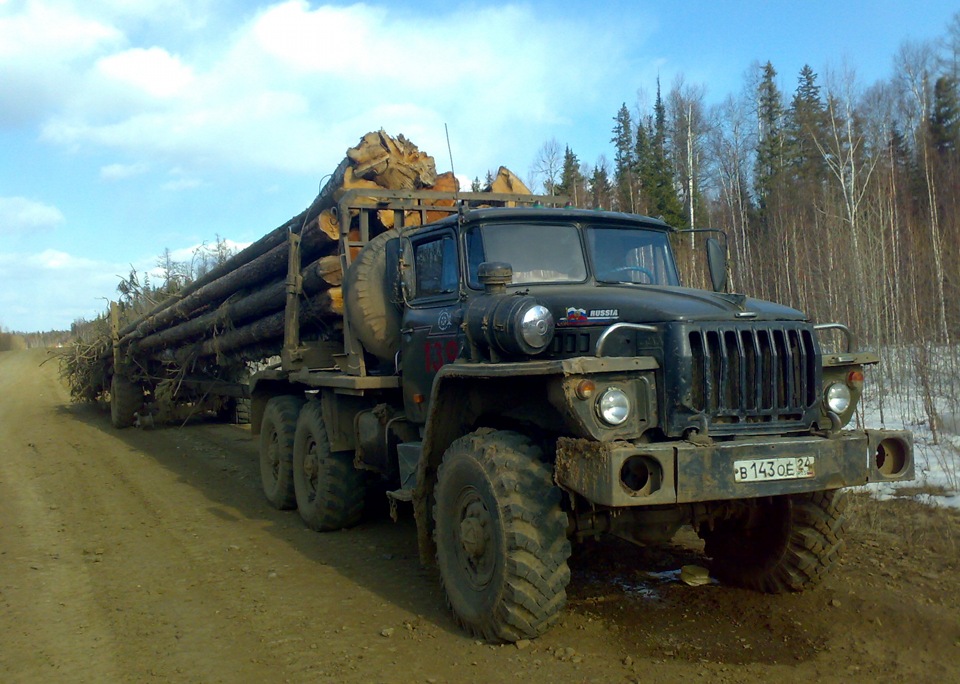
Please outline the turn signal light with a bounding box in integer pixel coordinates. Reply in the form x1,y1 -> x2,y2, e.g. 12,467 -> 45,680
575,379 -> 596,400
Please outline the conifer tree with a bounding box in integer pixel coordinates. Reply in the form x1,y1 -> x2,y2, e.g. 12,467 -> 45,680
589,157 -> 614,210
646,80 -> 685,226
754,61 -> 786,225
556,146 -> 587,207
611,103 -> 636,211
930,75 -> 960,155
785,64 -> 828,184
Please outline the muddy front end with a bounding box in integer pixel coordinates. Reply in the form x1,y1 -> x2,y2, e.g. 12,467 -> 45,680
549,320 -> 914,554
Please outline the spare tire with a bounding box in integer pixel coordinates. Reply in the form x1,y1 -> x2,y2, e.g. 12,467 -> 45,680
343,228 -> 402,363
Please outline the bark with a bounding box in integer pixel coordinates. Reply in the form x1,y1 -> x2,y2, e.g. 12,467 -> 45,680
130,223 -> 336,341
133,255 -> 344,355
118,158 -> 349,343
119,130 -> 434,345
180,292 -> 339,361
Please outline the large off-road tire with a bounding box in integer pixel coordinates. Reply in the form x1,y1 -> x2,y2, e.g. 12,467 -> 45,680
259,396 -> 304,510
433,428 -> 572,642
342,228 -> 401,363
699,490 -> 848,593
110,373 -> 143,429
292,401 -> 366,531
218,397 -> 251,425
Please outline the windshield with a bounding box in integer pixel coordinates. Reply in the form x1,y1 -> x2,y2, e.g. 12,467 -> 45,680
465,223 -> 587,286
587,226 -> 680,286
464,221 -> 679,287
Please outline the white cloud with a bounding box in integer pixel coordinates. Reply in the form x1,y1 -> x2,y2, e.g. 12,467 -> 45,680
100,161 -> 149,180
162,177 -> 203,191
0,1 -> 124,125
0,234 -> 255,331
0,1 -> 122,60
24,1 -> 636,177
0,248 -> 121,330
96,47 -> 195,99
0,197 -> 65,234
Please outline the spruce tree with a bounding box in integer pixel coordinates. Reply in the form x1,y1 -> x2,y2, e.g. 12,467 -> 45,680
647,80 -> 685,226
611,103 -> 636,211
785,64 -> 828,184
589,159 -> 613,210
930,75 -> 960,156
556,146 -> 586,207
755,61 -> 785,226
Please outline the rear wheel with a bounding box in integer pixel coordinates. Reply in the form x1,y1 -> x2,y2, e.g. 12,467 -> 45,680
292,401 -> 366,531
218,397 -> 251,425
259,396 -> 304,510
110,373 -> 142,429
433,429 -> 571,642
699,490 -> 848,592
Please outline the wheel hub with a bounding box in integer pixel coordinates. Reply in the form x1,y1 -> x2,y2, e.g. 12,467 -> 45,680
456,495 -> 494,586
459,515 -> 486,558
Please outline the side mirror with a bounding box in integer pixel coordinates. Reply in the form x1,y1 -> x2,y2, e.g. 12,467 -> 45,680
706,238 -> 727,293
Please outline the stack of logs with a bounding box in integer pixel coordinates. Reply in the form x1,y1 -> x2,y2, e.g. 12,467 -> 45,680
109,130 -> 529,373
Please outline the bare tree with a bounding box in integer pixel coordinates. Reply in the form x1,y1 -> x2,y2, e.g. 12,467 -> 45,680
532,138 -> 563,194
667,76 -> 710,232
894,40 -> 951,344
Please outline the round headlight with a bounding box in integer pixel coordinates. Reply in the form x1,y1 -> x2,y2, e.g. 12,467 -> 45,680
518,303 -> 555,351
825,382 -> 852,414
596,387 -> 630,426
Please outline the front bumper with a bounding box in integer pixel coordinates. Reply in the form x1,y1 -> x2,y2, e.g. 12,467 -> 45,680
554,429 -> 914,507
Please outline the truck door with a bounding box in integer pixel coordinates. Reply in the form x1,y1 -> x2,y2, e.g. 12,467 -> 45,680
400,229 -> 463,423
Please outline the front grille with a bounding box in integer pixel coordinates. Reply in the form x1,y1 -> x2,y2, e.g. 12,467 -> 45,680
549,329 -> 596,356
680,323 -> 820,434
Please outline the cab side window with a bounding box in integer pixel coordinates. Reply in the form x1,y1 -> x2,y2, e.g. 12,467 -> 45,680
413,234 -> 459,298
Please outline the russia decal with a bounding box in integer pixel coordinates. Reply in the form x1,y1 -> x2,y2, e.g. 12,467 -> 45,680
558,306 -> 619,327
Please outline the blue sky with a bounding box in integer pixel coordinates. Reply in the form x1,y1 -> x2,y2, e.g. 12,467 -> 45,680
1,0 -> 957,332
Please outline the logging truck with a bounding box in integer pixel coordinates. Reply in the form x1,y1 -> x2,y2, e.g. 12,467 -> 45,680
103,133 -> 914,643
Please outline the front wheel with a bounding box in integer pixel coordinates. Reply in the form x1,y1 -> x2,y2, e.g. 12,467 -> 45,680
699,490 -> 848,593
433,429 -> 571,642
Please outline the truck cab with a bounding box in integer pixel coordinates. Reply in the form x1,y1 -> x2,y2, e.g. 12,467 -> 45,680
250,189 -> 914,643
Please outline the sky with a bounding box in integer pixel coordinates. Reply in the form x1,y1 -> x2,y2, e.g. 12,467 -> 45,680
1,0 -> 957,333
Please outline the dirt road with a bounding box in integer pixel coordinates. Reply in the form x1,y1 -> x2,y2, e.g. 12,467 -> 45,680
1,348 -> 958,683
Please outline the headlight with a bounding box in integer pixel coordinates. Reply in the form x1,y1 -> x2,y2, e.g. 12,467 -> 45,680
824,382 -> 851,414
596,387 -> 630,425
519,304 -> 554,350
465,294 -> 554,357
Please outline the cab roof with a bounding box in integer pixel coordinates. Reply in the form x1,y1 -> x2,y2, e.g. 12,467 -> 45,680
423,206 -> 675,232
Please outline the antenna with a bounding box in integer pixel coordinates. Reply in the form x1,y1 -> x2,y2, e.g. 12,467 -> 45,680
444,123 -> 464,222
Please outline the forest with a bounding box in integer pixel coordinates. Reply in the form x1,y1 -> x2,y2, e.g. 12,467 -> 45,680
512,14 -> 960,490
13,13 -> 959,491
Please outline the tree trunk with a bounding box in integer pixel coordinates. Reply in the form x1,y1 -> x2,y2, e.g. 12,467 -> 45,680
133,255 -> 344,355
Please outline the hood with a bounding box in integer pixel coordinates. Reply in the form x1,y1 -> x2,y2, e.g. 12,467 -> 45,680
519,284 -> 807,327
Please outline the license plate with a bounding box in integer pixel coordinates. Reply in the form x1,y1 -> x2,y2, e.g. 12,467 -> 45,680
733,456 -> 815,483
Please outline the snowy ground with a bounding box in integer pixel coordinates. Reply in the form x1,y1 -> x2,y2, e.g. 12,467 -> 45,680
860,348 -> 960,509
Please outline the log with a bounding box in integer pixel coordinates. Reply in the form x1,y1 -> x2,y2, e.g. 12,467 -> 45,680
348,130 -> 437,189
118,160 -> 347,343
402,171 -> 460,227
119,130 -> 429,345
183,291 -> 339,361
488,166 -> 531,194
131,221 -> 336,340
133,255 -> 344,354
